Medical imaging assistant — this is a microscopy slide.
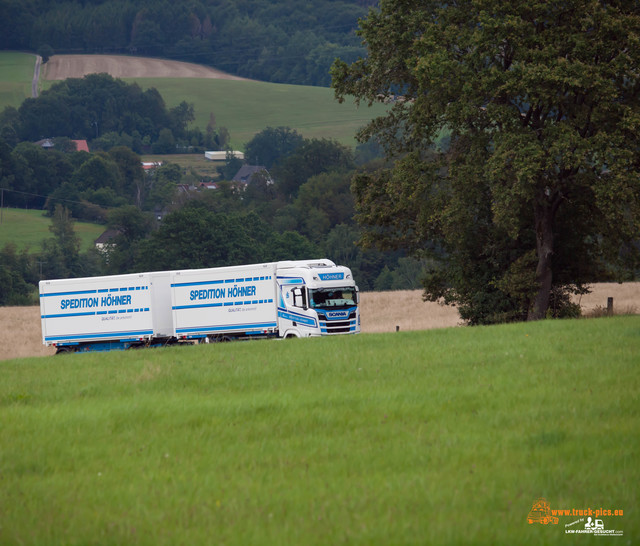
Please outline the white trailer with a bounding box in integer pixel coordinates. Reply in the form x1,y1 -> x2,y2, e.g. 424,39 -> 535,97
40,259 -> 359,353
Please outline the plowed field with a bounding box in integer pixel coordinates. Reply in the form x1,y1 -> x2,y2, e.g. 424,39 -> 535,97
43,54 -> 251,81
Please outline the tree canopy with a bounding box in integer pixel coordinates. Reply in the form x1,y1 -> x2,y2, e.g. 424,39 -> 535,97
332,0 -> 640,323
0,0 -> 375,86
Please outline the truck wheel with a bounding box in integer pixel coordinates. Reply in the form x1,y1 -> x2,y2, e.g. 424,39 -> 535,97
55,346 -> 73,355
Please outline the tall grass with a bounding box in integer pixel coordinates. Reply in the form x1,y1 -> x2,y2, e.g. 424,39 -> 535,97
1,316 -> 638,544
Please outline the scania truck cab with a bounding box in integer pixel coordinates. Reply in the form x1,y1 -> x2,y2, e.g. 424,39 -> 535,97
275,259 -> 360,337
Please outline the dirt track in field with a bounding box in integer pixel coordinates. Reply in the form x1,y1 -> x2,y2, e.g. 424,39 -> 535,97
1,283 -> 638,361
43,54 -> 251,81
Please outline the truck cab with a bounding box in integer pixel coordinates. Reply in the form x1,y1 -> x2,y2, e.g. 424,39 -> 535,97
275,259 -> 360,337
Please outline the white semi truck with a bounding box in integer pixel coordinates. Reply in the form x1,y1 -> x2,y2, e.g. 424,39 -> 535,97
39,259 -> 360,353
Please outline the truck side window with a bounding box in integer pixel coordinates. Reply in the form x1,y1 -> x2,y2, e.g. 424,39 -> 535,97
291,287 -> 307,309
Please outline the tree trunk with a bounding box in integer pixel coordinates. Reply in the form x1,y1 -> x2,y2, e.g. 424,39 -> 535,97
528,202 -> 554,321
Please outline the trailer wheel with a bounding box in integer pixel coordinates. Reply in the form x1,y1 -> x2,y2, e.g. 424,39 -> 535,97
55,346 -> 73,355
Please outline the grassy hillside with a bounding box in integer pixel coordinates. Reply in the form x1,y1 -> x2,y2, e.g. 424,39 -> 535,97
127,77 -> 386,148
19,53 -> 387,149
0,51 -> 36,109
0,208 -> 104,252
3,50 -> 386,148
1,316 -> 637,545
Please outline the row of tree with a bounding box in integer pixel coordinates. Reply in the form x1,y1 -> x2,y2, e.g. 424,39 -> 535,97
0,73 -> 228,153
0,139 -> 179,217
0,0 -> 374,86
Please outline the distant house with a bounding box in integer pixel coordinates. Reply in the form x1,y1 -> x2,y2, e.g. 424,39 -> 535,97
232,165 -> 272,186
177,184 -> 194,194
94,229 -> 121,252
35,138 -> 90,152
142,161 -> 163,172
34,138 -> 54,149
72,140 -> 90,152
199,182 -> 218,190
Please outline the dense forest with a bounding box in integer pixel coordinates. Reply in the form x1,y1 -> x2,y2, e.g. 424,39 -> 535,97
0,0 -> 375,86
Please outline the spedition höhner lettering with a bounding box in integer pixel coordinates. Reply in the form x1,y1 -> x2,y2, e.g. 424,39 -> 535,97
190,285 -> 257,301
60,294 -> 132,310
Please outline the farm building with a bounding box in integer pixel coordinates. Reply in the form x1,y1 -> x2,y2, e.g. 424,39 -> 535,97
204,150 -> 244,161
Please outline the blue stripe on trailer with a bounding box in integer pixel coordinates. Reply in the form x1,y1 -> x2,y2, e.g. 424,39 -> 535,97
172,302 -> 224,310
171,280 -> 225,288
40,289 -> 97,297
41,311 -> 96,319
176,322 -> 277,334
45,330 -> 154,342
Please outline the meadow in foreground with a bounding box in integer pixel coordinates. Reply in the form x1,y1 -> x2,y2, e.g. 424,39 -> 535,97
1,316 -> 638,545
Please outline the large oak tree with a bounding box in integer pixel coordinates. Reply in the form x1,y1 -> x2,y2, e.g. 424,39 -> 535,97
333,0 -> 640,322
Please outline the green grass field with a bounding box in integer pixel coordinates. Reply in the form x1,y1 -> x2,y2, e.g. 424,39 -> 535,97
0,208 -> 104,252
0,51 -> 35,109
7,50 -> 385,149
1,316 -> 637,545
126,77 -> 385,148
140,153 -> 222,178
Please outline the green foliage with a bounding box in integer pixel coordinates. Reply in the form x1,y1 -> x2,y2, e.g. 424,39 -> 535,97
135,203 -> 320,271
333,0 -> 640,323
41,204 -> 82,278
1,317 -> 638,543
17,73 -> 171,142
0,243 -> 37,305
152,128 -> 176,154
1,0 -> 368,87
293,171 -> 354,243
103,205 -> 154,273
219,153 -> 244,181
36,44 -> 53,64
274,138 -> 354,199
6,142 -> 74,209
145,163 -> 181,211
244,126 -> 304,169
108,146 -> 146,207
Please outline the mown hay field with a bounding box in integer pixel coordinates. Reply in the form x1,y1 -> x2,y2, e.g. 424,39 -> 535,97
2,283 -> 637,361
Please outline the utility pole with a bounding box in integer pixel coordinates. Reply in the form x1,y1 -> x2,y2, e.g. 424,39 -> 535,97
36,260 -> 46,279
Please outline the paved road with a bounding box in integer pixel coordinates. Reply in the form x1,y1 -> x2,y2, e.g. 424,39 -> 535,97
32,55 -> 41,98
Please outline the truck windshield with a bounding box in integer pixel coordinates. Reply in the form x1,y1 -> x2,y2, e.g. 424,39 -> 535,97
308,287 -> 357,308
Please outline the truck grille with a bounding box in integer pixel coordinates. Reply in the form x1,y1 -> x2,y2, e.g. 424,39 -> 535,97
318,311 -> 357,334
